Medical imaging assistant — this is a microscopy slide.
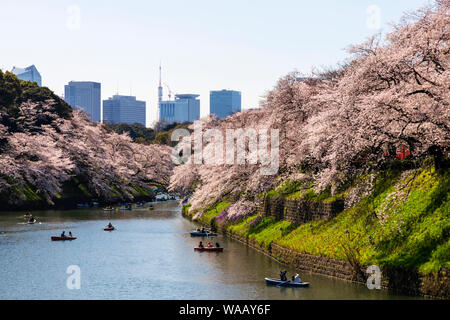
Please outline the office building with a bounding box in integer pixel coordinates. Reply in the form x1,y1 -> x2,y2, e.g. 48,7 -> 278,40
64,81 -> 101,122
209,90 -> 241,119
103,95 -> 146,126
11,65 -> 42,86
159,94 -> 200,124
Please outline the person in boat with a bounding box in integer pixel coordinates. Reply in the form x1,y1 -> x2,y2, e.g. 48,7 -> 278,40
196,228 -> 201,232
68,231 -> 73,238
198,241 -> 204,248
215,242 -> 220,248
108,222 -> 113,228
292,273 -> 301,283
28,217 -> 34,223
61,231 -> 66,238
207,241 -> 212,248
201,227 -> 205,233
280,270 -> 287,281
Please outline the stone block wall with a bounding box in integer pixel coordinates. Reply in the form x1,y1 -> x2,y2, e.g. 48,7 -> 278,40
261,197 -> 344,224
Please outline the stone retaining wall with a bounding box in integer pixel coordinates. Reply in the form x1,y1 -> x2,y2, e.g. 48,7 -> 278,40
261,197 -> 344,224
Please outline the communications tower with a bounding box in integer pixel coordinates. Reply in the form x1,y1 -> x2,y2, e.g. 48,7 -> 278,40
157,63 -> 163,122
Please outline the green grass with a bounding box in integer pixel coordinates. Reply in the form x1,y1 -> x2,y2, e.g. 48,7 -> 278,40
191,201 -> 232,225
266,179 -> 343,202
18,183 -> 42,201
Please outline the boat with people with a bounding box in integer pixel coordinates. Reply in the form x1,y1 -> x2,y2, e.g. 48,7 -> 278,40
264,277 -> 310,288
194,247 -> 223,252
190,231 -> 217,237
104,222 -> 115,231
195,241 -> 223,252
51,236 -> 77,241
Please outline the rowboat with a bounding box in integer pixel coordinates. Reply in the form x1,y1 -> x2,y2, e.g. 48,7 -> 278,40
190,231 -> 217,237
104,226 -> 115,231
194,247 -> 223,252
264,278 -> 310,287
51,236 -> 77,241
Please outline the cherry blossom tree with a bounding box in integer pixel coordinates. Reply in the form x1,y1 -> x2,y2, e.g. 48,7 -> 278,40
170,1 -> 449,216
0,100 -> 173,205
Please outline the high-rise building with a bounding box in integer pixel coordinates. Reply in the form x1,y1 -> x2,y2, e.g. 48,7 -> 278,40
103,95 -> 146,126
64,81 -> 101,122
209,90 -> 241,119
11,65 -> 42,86
159,94 -> 200,124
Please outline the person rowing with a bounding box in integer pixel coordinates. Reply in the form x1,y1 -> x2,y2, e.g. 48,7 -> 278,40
61,231 -> 66,238
68,231 -> 73,238
198,241 -> 204,248
280,270 -> 287,281
107,222 -> 113,228
207,241 -> 212,248
215,242 -> 220,248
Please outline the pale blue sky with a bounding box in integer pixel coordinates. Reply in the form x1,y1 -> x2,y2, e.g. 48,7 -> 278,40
0,0 -> 432,126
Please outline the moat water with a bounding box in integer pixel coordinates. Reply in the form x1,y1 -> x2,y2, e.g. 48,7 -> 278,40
0,201 -> 418,299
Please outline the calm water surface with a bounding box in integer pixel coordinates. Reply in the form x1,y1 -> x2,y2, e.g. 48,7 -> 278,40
0,201 -> 417,300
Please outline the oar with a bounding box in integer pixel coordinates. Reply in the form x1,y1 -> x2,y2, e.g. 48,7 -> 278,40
276,280 -> 290,287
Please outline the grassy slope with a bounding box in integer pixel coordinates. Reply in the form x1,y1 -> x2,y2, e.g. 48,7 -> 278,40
184,162 -> 449,275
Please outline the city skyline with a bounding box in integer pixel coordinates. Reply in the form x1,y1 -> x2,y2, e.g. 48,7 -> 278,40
0,0 -> 431,127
